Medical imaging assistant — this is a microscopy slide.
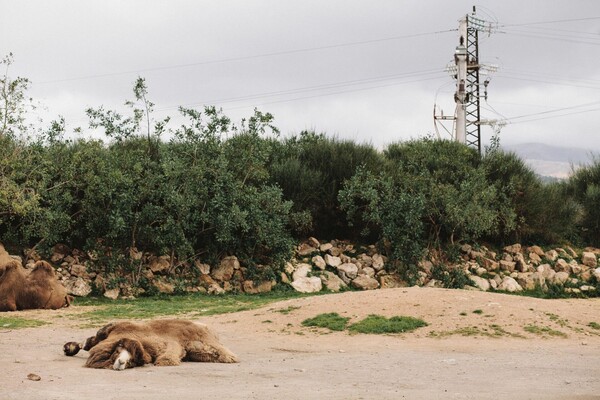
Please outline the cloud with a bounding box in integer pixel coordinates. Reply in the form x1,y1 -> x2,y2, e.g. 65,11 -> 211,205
2,0 -> 599,151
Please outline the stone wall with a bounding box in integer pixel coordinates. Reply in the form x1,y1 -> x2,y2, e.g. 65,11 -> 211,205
2,239 -> 599,299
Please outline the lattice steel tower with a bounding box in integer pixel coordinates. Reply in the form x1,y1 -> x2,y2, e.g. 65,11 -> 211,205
464,9 -> 482,152
436,6 -> 496,154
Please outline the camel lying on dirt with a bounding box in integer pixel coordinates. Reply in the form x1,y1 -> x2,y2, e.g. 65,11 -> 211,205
0,260 -> 72,312
64,319 -> 239,370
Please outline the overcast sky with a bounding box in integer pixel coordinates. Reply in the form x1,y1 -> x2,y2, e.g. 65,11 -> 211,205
2,0 -> 599,150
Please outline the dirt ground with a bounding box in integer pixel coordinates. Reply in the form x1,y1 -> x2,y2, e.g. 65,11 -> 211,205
1,287 -> 599,400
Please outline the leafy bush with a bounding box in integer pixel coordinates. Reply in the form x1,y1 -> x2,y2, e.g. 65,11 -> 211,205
385,139 -> 505,245
568,158 -> 600,246
269,131 -> 383,238
339,139 -> 518,282
482,149 -> 577,244
431,264 -> 472,289
338,167 -> 426,282
0,78 -> 298,278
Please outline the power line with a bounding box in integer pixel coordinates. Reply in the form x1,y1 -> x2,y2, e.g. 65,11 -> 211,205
505,100 -> 600,121
502,68 -> 600,86
506,25 -> 600,37
55,73 -> 448,124
157,69 -> 445,112
224,76 -> 447,110
501,27 -> 600,41
508,107 -> 600,124
498,29 -> 600,45
495,75 -> 600,91
500,16 -> 600,27
35,29 -> 456,85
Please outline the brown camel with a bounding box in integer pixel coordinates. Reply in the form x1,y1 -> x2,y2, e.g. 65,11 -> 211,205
64,319 -> 239,370
0,260 -> 72,311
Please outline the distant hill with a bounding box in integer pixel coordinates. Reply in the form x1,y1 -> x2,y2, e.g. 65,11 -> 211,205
502,143 -> 598,179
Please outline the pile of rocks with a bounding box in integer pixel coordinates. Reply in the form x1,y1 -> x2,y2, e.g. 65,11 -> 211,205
284,238 -> 404,293
455,243 -> 599,294
4,239 -> 600,299
284,239 -> 600,295
16,244 -> 276,299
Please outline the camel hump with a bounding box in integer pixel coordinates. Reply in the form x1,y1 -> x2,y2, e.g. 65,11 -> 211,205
31,260 -> 56,276
5,260 -> 21,270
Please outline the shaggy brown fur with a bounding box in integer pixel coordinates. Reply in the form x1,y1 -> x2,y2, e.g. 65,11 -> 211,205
0,244 -> 15,276
77,319 -> 238,369
0,260 -> 72,312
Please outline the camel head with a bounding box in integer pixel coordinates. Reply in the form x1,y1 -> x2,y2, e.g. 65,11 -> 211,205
85,338 -> 152,370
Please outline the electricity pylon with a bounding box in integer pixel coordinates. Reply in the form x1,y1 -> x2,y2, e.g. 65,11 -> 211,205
434,6 -> 497,154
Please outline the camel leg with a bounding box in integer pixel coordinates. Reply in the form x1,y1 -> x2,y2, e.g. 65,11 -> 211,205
153,342 -> 184,366
0,299 -> 17,311
83,322 -> 117,351
184,341 -> 239,363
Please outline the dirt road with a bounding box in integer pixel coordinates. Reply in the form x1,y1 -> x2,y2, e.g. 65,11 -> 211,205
1,287 -> 599,399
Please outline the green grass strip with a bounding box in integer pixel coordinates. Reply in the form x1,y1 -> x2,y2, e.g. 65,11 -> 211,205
74,291 -> 314,324
0,316 -> 48,329
349,314 -> 427,334
301,312 -> 350,331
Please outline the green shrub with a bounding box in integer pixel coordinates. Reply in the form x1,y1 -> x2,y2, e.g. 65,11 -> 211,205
348,314 -> 427,334
301,312 -> 350,331
568,158 -> 600,246
431,264 -> 472,289
482,150 -> 578,244
269,131 -> 383,239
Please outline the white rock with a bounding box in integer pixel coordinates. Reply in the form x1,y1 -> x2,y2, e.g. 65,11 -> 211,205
582,252 -> 597,268
503,244 -> 522,254
208,283 -> 225,295
498,276 -> 523,292
320,243 -> 333,252
292,263 -> 312,281
528,245 -> 544,256
337,263 -> 359,279
307,237 -> 320,248
553,271 -> 570,285
351,275 -> 380,290
371,254 -> 385,271
64,277 -> 92,297
537,264 -> 556,280
358,254 -> 373,268
500,260 -> 516,273
212,256 -> 239,282
528,253 -> 542,265
320,271 -> 347,292
312,255 -> 326,270
291,277 -> 322,293
554,259 -> 570,273
470,275 -> 490,291
325,254 -> 342,267
545,250 -> 559,262
70,264 -> 89,278
358,266 -> 376,278
103,288 -> 120,300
